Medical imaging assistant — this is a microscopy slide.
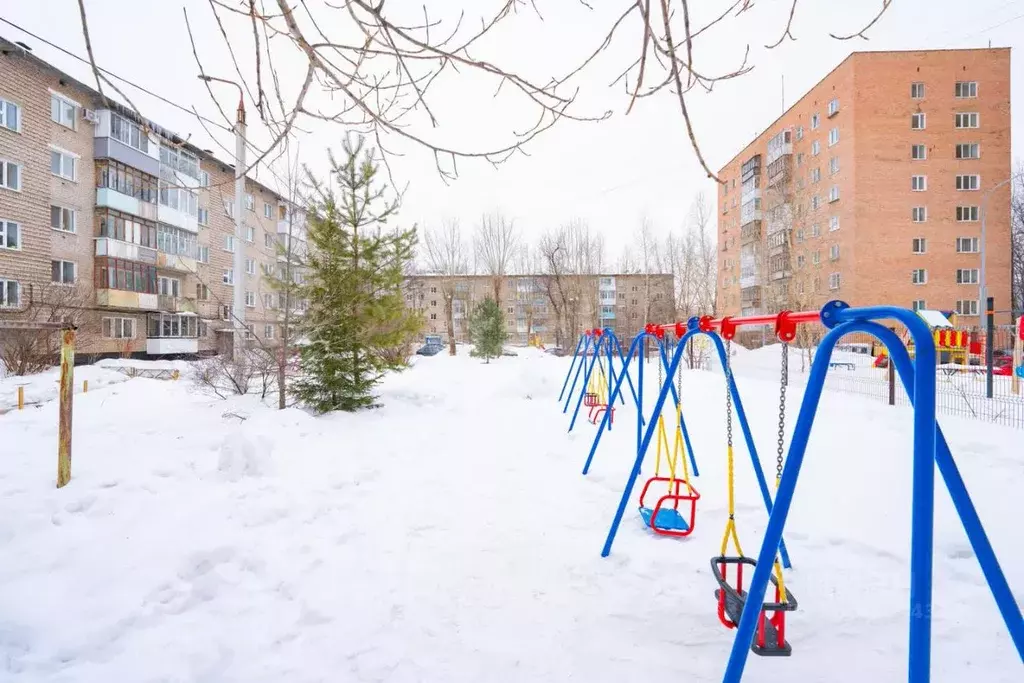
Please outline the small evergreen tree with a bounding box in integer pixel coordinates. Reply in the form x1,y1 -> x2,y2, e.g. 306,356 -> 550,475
292,135 -> 422,412
469,297 -> 506,363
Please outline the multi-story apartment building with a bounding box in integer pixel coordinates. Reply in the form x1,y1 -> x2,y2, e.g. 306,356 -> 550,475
717,48 -> 1012,325
405,273 -> 674,347
0,37 -> 306,358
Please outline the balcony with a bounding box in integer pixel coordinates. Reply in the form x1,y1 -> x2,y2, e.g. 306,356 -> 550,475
95,237 -> 158,264
740,222 -> 762,244
146,312 -> 200,355
146,338 -> 199,355
96,188 -> 158,221
739,274 -> 761,289
158,204 -> 199,233
155,251 -> 197,273
94,136 -> 160,176
96,289 -> 159,310
92,110 -> 161,175
766,157 -> 791,186
740,286 -> 762,306
157,295 -> 198,313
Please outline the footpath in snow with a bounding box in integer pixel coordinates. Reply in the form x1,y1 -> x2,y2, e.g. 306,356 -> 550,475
0,349 -> 1021,682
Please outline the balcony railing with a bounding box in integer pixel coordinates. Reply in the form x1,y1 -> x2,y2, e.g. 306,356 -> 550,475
740,223 -> 761,244
157,295 -> 198,313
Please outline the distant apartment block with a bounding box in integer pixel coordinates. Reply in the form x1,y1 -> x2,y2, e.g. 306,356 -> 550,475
716,48 -> 1012,324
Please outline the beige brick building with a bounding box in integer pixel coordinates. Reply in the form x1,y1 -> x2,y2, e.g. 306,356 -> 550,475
717,48 -> 1012,326
0,37 -> 305,359
405,273 -> 674,348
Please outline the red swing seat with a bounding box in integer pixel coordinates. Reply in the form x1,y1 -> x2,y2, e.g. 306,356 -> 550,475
710,556 -> 798,657
638,476 -> 699,537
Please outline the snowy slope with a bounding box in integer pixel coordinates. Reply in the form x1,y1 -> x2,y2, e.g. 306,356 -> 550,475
0,350 -> 1021,682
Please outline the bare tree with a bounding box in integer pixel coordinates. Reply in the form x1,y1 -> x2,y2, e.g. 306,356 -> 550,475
423,220 -> 469,355
0,283 -> 88,376
474,213 -> 519,304
539,219 -> 604,346
1012,165 -> 1024,314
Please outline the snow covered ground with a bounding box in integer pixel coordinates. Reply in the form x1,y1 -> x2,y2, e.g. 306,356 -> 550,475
1,349 -> 1022,682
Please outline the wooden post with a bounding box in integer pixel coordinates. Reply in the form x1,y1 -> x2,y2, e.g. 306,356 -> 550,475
57,327 -> 75,488
83,379 -> 88,393
17,386 -> 24,410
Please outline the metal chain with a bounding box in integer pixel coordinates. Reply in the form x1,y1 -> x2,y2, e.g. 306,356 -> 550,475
725,338 -> 734,448
776,342 -> 789,483
677,336 -> 683,398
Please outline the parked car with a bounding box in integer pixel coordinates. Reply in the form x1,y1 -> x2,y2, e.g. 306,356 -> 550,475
416,343 -> 443,356
545,347 -> 568,357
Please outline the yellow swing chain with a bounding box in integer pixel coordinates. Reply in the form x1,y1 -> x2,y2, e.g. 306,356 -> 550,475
655,352 -> 667,478
668,337 -> 694,495
720,338 -> 744,557
773,342 -> 790,603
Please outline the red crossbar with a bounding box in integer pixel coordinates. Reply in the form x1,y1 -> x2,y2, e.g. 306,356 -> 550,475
646,309 -> 821,343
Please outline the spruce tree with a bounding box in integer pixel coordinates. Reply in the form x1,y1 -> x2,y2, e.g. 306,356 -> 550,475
469,297 -> 507,363
292,135 -> 422,412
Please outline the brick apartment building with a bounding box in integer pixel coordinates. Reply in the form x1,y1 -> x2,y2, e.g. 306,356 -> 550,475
404,273 -> 674,347
717,48 -> 1012,325
0,36 -> 306,358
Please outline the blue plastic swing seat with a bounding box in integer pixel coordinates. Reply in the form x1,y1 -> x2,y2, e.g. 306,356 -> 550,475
639,506 -> 690,531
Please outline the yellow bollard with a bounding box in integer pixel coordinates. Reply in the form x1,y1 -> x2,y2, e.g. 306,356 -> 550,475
17,386 -> 24,410
83,380 -> 88,393
57,328 -> 75,488
171,369 -> 179,381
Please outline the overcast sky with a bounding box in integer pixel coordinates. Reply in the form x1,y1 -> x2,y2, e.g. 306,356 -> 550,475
2,1 -> 1022,259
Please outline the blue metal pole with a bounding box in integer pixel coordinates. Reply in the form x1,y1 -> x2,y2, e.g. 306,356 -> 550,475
636,339 -> 644,456
582,335 -> 646,475
562,334 -> 592,414
605,334 -> 616,430
662,338 -> 700,478
558,334 -> 586,402
610,333 -> 643,414
568,336 -> 601,432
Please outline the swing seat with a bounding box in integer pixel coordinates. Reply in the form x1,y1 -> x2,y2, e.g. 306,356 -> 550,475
637,477 -> 699,537
710,556 -> 798,657
589,404 -> 614,425
584,392 -> 599,407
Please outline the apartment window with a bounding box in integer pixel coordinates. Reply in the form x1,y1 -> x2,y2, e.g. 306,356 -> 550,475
198,208 -> 209,226
911,144 -> 926,160
827,98 -> 840,117
955,237 -> 980,253
224,200 -> 235,218
159,185 -> 199,217
828,128 -> 839,146
156,224 -> 197,258
829,244 -> 840,261
829,156 -> 840,175
828,185 -> 840,202
956,205 -> 979,222
811,195 -> 821,210
429,313 -> 437,321
264,203 -> 272,219
956,300 -> 979,316
796,153 -> 804,167
245,258 -> 256,275
0,278 -> 19,308
796,254 -> 805,268
223,270 -> 234,285
912,237 -> 927,254
263,293 -> 276,309
954,112 -> 979,129
95,160 -> 157,203
50,148 -> 77,181
222,305 -> 231,320
811,113 -> 820,130
812,250 -> 821,265
245,225 -> 255,242
264,324 -> 275,340
109,113 -> 149,153
199,321 -> 209,337
912,300 -> 926,311
224,235 -> 236,252
97,209 -> 157,247
955,143 -> 980,160
199,171 -> 210,187
245,291 -> 256,308
956,268 -> 979,285
102,317 -> 135,339
51,260 -> 76,284
197,283 -> 210,300
956,174 -> 980,191
829,215 -> 840,232
245,193 -> 255,211
829,272 -> 841,290
795,126 -> 804,141
159,146 -> 201,180
94,257 -> 158,294
911,175 -> 927,191
911,82 -> 925,99
911,113 -> 926,130
47,205 -> 75,233
811,167 -> 821,184
158,277 -> 180,297
811,140 -> 820,156
261,262 -> 273,276
264,232 -> 274,248
0,159 -> 20,190
0,219 -> 20,250
0,98 -> 20,132
197,245 -> 210,263
911,206 -> 927,223
955,81 -> 978,98
796,229 -> 805,243
911,269 -> 927,285
50,93 -> 77,129
812,223 -> 821,237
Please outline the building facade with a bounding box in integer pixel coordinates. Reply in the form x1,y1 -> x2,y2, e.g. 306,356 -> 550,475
405,273 -> 674,347
0,37 -> 306,358
717,48 -> 1012,325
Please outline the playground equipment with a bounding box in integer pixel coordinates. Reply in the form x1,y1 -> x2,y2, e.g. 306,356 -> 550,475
559,328 -> 639,433
583,346 -> 612,425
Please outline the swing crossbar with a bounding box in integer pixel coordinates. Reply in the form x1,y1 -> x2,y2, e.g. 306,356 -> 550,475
638,477 -> 699,537
711,556 -> 797,657
648,310 -> 822,344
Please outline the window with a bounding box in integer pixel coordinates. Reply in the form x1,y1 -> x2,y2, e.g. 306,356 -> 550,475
156,224 -> 197,258
97,209 -> 157,247
199,171 -> 210,187
811,167 -> 821,184
245,258 -> 256,275
955,143 -> 980,160
811,195 -> 821,210
48,205 -> 75,234
50,148 -> 77,181
829,272 -> 841,290
911,144 -> 926,160
224,200 -> 235,218
158,185 -> 199,217
956,268 -> 979,284
0,219 -> 20,250
223,270 -> 234,285
912,175 -> 927,191
956,237 -> 979,253
264,203 -> 272,219
102,317 -> 135,339
264,324 -> 275,340
812,250 -> 821,265
829,244 -> 840,261
912,237 -> 927,254
811,140 -> 820,156
0,160 -> 20,190
912,300 -> 926,311
197,283 -> 210,300
199,321 -> 209,337
955,112 -> 979,129
0,98 -> 20,132
811,113 -> 820,130
0,279 -> 19,308
429,313 -> 437,321
796,153 -> 804,167
264,293 -> 276,309
956,206 -> 979,222
828,185 -> 840,202
158,276 -> 180,297
796,229 -> 805,243
222,305 -> 231,321
224,235 -> 236,252
94,257 -> 158,294
50,93 -> 77,129
812,223 -> 821,237
95,160 -> 157,203
198,208 -> 209,226
829,156 -> 840,175
911,82 -> 925,99
795,126 -> 804,141
109,113 -> 149,153
245,225 -> 255,242
828,128 -> 839,146
911,113 -> 926,130
827,98 -> 840,117
796,254 -> 805,267
912,269 -> 927,285
50,260 -> 76,285
262,262 -> 273,276
829,215 -> 840,232
265,232 -> 275,248
908,206 -> 926,223
955,81 -> 978,98
956,300 -> 979,316
245,193 -> 255,211
956,174 -> 980,191
197,245 -> 209,263
245,291 -> 256,308
159,146 -> 201,180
